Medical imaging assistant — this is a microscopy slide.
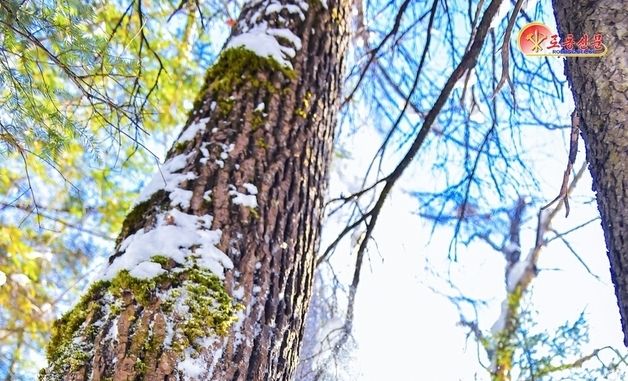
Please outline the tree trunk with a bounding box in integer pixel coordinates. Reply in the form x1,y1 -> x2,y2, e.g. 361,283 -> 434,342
552,0 -> 628,345
41,1 -> 351,379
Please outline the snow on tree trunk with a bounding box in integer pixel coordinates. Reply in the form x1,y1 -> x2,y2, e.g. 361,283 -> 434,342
552,0 -> 628,345
40,1 -> 351,379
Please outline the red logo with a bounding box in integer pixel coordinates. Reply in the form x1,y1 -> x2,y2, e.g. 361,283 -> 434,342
518,22 -> 608,57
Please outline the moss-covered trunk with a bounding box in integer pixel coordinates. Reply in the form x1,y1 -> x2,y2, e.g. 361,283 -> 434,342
40,1 -> 351,379
552,0 -> 628,345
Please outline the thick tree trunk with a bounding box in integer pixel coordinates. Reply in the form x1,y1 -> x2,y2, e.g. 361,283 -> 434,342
552,0 -> 628,345
41,1 -> 351,380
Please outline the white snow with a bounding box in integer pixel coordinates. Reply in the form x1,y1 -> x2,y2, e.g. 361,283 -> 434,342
220,151 -> 229,160
0,271 -> 5,287
101,209 -> 232,281
200,143 -> 210,158
229,183 -> 258,208
242,183 -> 258,195
129,261 -> 166,279
491,300 -> 509,335
164,319 -> 175,347
266,28 -> 302,50
226,7 -> 303,69
177,118 -> 210,144
230,191 -> 258,208
10,273 -> 30,287
233,286 -> 245,300
255,102 -> 265,112
169,188 -> 194,208
265,3 -> 283,15
506,251 -> 534,291
138,153 -> 196,204
178,350 -> 206,379
104,317 -> 119,343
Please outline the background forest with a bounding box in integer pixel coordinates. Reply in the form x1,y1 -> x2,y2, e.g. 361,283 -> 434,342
0,0 -> 626,380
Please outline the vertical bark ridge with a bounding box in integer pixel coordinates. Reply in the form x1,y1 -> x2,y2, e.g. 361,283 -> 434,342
553,0 -> 628,345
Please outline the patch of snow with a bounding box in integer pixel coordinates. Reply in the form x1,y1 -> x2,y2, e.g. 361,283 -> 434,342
506,250 -> 534,291
229,183 -> 258,208
177,118 -> 210,144
129,261 -> 166,279
0,271 -> 6,287
178,350 -> 206,379
242,183 -> 258,195
255,102 -> 265,112
164,319 -> 175,347
101,209 -> 232,281
230,192 -> 258,208
491,300 -> 508,335
266,28 -> 302,50
200,143 -> 210,158
215,159 -> 225,168
226,17 -> 302,68
104,317 -> 119,343
233,286 -> 245,300
138,153 -> 196,204
169,188 -> 193,208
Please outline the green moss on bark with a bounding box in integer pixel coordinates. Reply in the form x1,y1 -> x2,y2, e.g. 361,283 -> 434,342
43,281 -> 109,380
42,265 -> 242,380
192,47 -> 296,112
115,190 -> 166,247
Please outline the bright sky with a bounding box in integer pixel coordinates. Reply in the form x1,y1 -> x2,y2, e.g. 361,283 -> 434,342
323,66 -> 625,381
301,1 -> 624,378
335,133 -> 624,380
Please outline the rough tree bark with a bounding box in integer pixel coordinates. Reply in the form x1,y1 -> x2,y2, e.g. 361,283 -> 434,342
552,0 -> 628,345
41,0 -> 351,379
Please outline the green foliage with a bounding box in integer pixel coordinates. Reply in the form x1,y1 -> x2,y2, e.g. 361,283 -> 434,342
0,0 -> 229,377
